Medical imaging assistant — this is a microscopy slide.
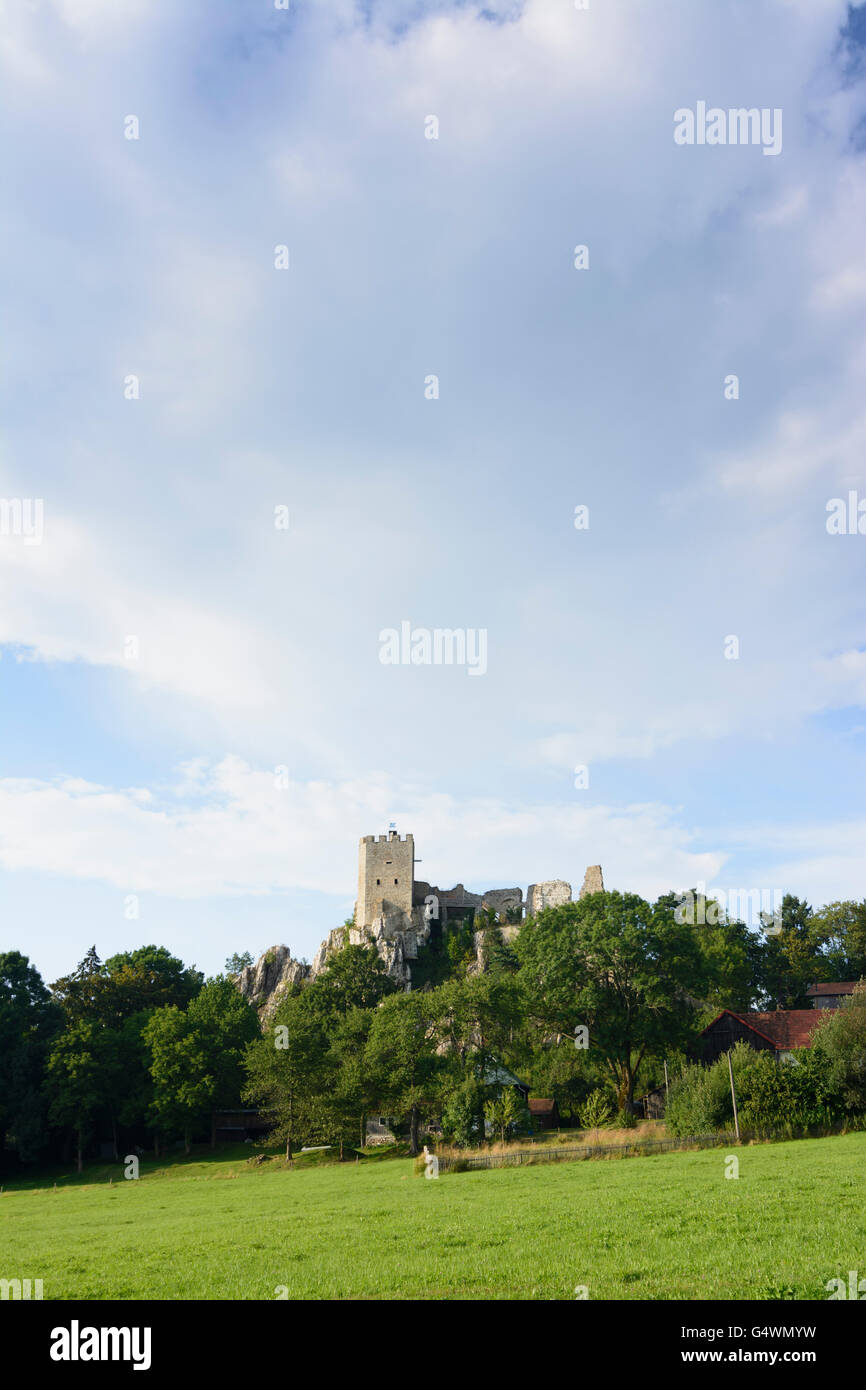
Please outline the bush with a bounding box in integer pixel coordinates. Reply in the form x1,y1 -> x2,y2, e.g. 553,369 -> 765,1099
667,1038 -> 852,1139
665,1051 -> 740,1136
812,985 -> 866,1113
441,1078 -> 484,1148
578,1088 -> 614,1129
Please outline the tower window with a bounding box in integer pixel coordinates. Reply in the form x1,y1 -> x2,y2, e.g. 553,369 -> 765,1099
394,878 -> 398,885
376,878 -> 380,886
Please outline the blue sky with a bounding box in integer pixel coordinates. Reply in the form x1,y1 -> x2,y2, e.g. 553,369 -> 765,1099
1,0 -> 865,984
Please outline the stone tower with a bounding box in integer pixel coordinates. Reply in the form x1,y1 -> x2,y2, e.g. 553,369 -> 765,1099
356,829 -> 415,930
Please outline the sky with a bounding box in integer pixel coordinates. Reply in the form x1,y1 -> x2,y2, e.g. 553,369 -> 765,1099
1,0 -> 865,985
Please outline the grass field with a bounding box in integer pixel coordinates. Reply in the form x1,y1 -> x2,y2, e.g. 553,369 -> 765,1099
2,1132 -> 864,1300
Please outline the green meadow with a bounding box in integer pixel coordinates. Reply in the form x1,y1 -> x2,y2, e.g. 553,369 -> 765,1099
2,1133 -> 863,1300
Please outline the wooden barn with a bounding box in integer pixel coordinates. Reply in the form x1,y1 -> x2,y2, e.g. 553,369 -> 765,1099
805,981 -> 859,1010
699,1009 -> 823,1064
528,1098 -> 560,1130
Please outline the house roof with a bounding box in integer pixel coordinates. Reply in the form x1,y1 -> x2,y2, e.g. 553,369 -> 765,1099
528,1098 -> 557,1115
483,1062 -> 528,1090
805,981 -> 857,997
701,1009 -> 824,1050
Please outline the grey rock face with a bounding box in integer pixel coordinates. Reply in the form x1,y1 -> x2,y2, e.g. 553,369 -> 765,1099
235,945 -> 310,1016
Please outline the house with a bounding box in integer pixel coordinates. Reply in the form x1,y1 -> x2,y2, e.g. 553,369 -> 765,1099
805,981 -> 859,1010
528,1098 -> 560,1130
700,1009 -> 825,1065
482,1063 -> 530,1102
365,1115 -> 397,1145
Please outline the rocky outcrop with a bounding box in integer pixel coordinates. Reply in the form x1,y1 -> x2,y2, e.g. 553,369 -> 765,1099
235,945 -> 310,1017
308,906 -> 432,990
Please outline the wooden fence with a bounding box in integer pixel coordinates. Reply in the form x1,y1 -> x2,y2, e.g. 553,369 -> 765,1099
436,1131 -> 738,1173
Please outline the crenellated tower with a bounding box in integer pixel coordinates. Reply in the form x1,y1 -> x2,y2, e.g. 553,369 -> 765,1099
356,828 -> 415,930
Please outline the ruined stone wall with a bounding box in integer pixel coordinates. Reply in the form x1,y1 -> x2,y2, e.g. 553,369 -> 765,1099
580,865 -> 604,897
526,879 -> 573,915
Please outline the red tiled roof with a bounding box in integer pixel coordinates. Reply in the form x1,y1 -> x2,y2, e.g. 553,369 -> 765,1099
735,1011 -> 824,1050
805,982 -> 857,997
528,1098 -> 557,1114
700,1009 -> 827,1050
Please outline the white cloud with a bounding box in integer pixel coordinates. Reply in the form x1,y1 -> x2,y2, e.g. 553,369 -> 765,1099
1,0 -> 865,959
0,760 -> 723,902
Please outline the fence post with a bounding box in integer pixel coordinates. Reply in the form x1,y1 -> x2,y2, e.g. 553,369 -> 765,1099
727,1050 -> 740,1142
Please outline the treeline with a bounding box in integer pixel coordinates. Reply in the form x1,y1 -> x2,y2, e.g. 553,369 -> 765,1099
2,890 -> 865,1173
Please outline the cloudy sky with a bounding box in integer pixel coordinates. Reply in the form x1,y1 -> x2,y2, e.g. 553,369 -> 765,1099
1,0 -> 865,984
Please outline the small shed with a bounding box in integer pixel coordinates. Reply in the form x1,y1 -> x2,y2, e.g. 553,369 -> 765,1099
639,1085 -> 667,1120
528,1098 -> 560,1130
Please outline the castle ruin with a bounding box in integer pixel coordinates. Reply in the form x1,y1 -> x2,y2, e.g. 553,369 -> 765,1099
237,828 -> 604,1009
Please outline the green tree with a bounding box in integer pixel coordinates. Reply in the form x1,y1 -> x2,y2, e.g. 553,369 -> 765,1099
185,977 -> 261,1143
516,891 -> 704,1107
302,943 -> 396,1025
658,890 -> 763,1013
812,983 -> 866,1113
328,1006 -> 379,1151
483,1086 -> 527,1143
49,946 -> 105,1022
365,993 -> 442,1155
758,896 -> 825,1008
44,1019 -> 110,1172
0,953 -> 61,1166
142,978 -> 260,1153
243,996 -> 330,1159
811,901 -> 866,982
225,951 -> 254,975
52,945 -> 203,1025
143,1007 -> 212,1154
439,1075 -> 486,1147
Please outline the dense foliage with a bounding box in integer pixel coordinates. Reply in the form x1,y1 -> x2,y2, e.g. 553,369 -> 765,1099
2,886 -> 865,1173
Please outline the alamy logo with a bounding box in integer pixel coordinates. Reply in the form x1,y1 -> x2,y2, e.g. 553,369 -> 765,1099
674,103 -> 782,156
49,1321 -> 152,1371
674,882 -> 782,933
0,497 -> 43,544
826,1270 -> 866,1299
826,492 -> 866,535
0,1277 -> 43,1299
379,622 -> 487,676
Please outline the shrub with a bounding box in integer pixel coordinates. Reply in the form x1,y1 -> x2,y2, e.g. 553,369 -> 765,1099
578,1088 -> 614,1129
665,1051 -> 739,1135
441,1078 -> 484,1148
667,1038 -> 851,1139
811,985 -> 866,1114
